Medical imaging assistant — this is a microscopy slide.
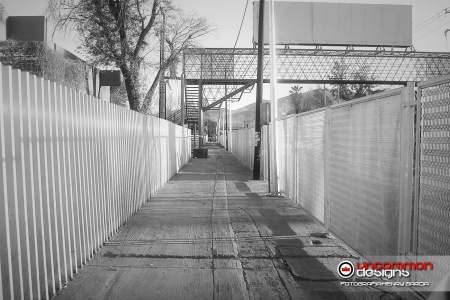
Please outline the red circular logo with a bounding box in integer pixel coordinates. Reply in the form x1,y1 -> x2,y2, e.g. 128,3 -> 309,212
337,261 -> 355,279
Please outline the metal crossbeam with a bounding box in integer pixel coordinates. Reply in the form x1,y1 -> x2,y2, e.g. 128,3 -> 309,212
203,82 -> 255,111
184,48 -> 450,84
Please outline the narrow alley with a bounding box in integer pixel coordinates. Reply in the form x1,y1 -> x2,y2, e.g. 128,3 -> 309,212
54,146 -> 413,300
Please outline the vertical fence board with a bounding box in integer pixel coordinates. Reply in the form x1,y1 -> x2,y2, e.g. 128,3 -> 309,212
65,88 -> 79,275
0,65 -> 15,300
0,63 -> 191,299
82,93 -> 94,261
58,85 -> 71,283
53,82 -> 68,287
74,91 -> 87,267
4,66 -> 26,300
13,69 -> 33,300
46,80 -> 62,292
23,72 -> 41,299
34,76 -> 50,298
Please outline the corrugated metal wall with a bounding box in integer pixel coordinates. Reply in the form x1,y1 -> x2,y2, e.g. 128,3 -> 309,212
296,110 -> 325,223
329,90 -> 403,256
0,65 -> 191,300
415,75 -> 450,286
229,87 -> 415,259
230,128 -> 255,168
277,118 -> 287,194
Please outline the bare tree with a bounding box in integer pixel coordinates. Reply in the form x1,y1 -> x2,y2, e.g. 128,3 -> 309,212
141,11 -> 210,113
47,0 -> 212,113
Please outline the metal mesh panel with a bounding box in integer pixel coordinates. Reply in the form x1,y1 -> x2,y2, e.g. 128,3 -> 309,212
296,110 -> 326,223
417,81 -> 450,256
230,127 -> 255,169
184,48 -> 450,83
277,119 -> 287,193
329,92 -> 402,256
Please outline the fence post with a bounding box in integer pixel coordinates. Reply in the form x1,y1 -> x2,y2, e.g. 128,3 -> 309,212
398,82 -> 416,257
324,107 -> 332,230
412,87 -> 422,258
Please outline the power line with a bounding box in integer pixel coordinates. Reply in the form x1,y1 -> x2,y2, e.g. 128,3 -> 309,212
413,7 -> 450,33
234,0 -> 250,48
414,19 -> 450,42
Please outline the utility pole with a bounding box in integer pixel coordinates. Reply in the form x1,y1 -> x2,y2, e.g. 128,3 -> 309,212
268,0 -> 279,194
159,7 -> 166,119
252,0 -> 265,180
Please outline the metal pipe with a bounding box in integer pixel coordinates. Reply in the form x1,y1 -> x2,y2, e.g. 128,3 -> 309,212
181,74 -> 185,126
268,0 -> 279,193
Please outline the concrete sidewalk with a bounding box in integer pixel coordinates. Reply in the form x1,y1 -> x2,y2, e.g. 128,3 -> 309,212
54,146 -> 415,300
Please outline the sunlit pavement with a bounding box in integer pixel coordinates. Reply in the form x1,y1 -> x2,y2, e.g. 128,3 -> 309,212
54,145 -> 421,300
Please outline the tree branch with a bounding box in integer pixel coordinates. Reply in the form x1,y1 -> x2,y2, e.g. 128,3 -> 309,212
133,0 -> 159,58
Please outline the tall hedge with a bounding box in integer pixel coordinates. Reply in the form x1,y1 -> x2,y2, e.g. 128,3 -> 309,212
0,40 -> 87,91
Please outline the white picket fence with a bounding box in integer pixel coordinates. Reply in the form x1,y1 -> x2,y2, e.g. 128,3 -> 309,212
0,64 -> 191,299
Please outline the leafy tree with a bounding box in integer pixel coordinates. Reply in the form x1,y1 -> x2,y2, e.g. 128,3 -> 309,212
329,60 -> 353,101
350,66 -> 385,99
47,0 -> 211,113
329,60 -> 385,101
304,87 -> 329,110
288,85 -> 306,114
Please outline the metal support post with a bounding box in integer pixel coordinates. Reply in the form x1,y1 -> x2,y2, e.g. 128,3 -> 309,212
269,0 -> 279,193
225,99 -> 228,151
181,74 -> 185,126
229,98 -> 232,152
217,110 -> 221,143
253,0 -> 265,180
398,82 -> 416,257
222,107 -> 225,146
193,124 -> 197,148
198,81 -> 204,148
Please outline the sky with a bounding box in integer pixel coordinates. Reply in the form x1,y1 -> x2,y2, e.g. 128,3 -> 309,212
2,0 -> 450,108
